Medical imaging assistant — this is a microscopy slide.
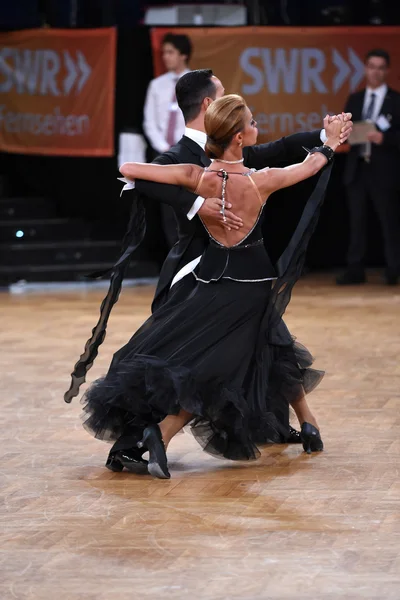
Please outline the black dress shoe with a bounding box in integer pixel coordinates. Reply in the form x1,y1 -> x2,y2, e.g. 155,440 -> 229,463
138,424 -> 170,479
385,268 -> 399,286
105,448 -> 148,473
118,448 -> 148,472
336,269 -> 366,285
105,451 -> 124,472
287,426 -> 302,444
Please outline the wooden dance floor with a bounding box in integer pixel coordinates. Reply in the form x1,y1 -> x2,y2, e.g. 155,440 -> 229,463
1,274 -> 399,599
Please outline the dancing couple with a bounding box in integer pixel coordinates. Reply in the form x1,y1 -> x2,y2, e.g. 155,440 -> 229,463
65,85 -> 350,478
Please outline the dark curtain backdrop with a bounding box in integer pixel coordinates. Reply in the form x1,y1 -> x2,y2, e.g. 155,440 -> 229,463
0,26 -> 386,270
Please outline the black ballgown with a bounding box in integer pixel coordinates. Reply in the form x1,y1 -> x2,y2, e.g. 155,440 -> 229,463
64,165 -> 332,461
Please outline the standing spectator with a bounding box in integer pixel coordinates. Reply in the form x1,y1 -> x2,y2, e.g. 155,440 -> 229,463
144,33 -> 192,155
337,49 -> 400,285
143,33 -> 193,247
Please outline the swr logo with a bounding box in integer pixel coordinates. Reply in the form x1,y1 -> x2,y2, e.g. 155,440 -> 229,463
0,48 -> 91,96
240,48 -> 364,94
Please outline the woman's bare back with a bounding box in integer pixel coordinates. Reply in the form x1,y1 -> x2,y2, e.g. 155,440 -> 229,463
194,168 -> 266,248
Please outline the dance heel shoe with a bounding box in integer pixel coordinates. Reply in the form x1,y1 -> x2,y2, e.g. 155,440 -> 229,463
300,422 -> 324,454
138,424 -> 170,479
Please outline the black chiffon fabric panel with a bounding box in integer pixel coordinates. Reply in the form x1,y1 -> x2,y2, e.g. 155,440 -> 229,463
64,195 -> 146,404
262,164 -> 333,343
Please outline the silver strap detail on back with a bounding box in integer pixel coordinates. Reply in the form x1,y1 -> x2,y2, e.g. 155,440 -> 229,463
219,169 -> 228,222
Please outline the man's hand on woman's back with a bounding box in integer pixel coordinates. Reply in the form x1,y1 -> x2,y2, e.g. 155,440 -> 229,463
198,198 -> 244,231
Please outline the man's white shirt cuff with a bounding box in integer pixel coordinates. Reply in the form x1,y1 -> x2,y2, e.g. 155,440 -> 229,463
187,196 -> 205,220
320,129 -> 327,143
118,177 -> 135,196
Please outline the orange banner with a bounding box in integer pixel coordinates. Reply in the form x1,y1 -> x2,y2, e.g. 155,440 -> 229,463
151,27 -> 400,143
0,28 -> 116,156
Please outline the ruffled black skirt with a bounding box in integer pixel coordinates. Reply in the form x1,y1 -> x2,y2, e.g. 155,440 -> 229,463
82,278 -> 323,461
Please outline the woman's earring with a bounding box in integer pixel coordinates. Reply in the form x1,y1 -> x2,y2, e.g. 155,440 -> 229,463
239,141 -> 242,147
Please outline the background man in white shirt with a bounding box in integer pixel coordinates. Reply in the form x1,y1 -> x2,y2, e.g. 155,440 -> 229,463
143,33 -> 192,155
338,49 -> 400,285
143,33 -> 192,247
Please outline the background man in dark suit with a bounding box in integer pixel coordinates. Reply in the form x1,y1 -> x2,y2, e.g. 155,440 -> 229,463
135,69 -> 353,312
337,49 -> 400,285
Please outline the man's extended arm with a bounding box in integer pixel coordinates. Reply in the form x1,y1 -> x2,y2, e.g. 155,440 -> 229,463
243,129 -> 323,170
243,117 -> 352,170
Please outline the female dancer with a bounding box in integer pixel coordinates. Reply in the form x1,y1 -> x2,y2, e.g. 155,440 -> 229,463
67,95 -> 345,478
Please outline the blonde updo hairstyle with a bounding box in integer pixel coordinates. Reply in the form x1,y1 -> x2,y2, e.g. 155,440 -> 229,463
204,94 -> 247,159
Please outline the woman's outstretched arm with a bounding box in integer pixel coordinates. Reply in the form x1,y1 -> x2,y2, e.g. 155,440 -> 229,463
255,150 -> 331,197
254,118 -> 343,197
120,162 -> 203,194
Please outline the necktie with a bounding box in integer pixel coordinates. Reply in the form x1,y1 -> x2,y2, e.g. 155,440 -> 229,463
166,78 -> 179,147
364,92 -> 376,120
360,92 -> 376,160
